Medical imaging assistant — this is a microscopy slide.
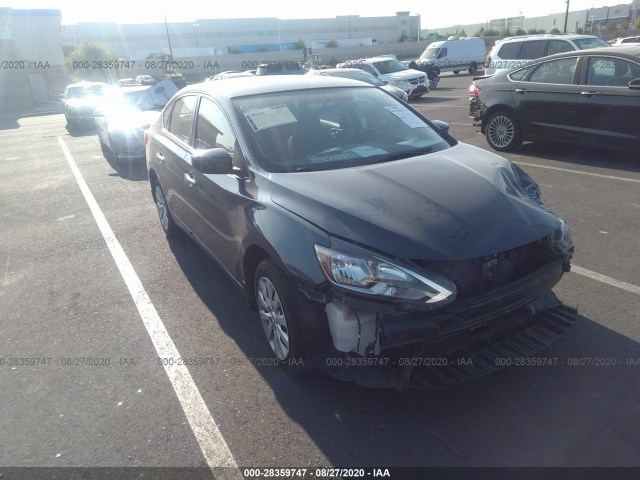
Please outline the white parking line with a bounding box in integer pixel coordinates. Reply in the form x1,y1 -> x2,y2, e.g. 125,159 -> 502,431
514,161 -> 640,184
57,137 -> 240,473
572,265 -> 640,296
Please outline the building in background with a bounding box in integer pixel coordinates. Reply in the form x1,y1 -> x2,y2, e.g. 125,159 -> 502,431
0,8 -> 67,114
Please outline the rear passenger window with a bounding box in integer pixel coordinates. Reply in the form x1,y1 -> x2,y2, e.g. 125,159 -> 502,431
166,95 -> 197,143
527,58 -> 578,84
497,42 -> 523,60
548,40 -> 574,55
521,40 -> 546,59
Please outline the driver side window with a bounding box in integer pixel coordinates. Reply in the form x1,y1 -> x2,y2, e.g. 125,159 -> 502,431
194,97 -> 236,153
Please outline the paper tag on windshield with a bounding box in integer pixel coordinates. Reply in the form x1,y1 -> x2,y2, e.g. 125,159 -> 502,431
385,106 -> 424,128
244,104 -> 297,131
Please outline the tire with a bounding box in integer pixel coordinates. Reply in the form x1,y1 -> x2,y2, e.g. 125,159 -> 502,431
255,260 -> 307,367
152,178 -> 182,238
485,111 -> 522,152
468,63 -> 478,74
453,70 -> 460,74
108,135 -> 121,165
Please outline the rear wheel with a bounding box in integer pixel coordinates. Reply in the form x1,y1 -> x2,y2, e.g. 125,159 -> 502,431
255,260 -> 307,367
485,111 -> 522,152
453,70 -> 460,74
469,63 -> 478,74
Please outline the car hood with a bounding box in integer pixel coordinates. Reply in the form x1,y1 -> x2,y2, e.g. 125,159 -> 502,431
106,109 -> 160,131
383,69 -> 426,80
270,143 -> 561,261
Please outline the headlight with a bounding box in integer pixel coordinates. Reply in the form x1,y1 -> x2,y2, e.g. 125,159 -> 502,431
549,219 -> 573,255
315,242 -> 456,305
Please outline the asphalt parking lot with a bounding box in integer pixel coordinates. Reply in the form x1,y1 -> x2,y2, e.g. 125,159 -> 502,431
1,73 -> 639,475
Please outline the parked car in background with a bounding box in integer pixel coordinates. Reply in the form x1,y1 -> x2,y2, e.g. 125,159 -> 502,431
413,36 -> 486,74
208,70 -> 255,81
96,80 -> 177,164
306,68 -> 409,101
470,46 -> 640,152
484,34 -> 611,75
337,56 -> 429,99
118,78 -> 141,87
61,81 -> 109,128
135,74 -> 156,85
255,61 -> 309,75
145,75 -> 576,388
611,36 -> 640,46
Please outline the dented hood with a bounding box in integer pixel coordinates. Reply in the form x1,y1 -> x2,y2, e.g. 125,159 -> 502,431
270,143 -> 561,261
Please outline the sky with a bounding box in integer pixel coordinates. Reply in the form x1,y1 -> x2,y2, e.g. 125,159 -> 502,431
1,0 -> 624,28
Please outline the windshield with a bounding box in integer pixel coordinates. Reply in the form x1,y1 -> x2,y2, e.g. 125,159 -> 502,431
67,85 -> 106,99
233,87 -> 452,173
332,70 -> 384,86
420,48 -> 440,60
371,59 -> 409,74
574,37 -> 611,49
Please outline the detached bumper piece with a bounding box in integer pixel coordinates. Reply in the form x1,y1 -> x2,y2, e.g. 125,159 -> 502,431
322,303 -> 577,390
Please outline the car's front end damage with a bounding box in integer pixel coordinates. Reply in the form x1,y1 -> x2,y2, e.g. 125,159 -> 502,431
271,144 -> 577,389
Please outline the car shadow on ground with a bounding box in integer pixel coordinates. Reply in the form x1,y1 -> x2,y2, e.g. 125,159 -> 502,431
103,150 -> 148,181
66,123 -> 98,137
0,117 -> 20,130
513,142 -> 640,175
165,235 -> 640,467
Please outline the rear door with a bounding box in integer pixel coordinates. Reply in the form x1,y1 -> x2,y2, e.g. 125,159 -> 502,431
574,55 -> 640,149
513,56 -> 581,142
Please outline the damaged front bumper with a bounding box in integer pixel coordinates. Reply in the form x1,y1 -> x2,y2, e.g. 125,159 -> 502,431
317,256 -> 577,389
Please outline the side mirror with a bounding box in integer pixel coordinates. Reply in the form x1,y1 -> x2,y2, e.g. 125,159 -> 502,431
192,148 -> 233,174
431,120 -> 450,134
382,80 -> 388,85
629,78 -> 640,90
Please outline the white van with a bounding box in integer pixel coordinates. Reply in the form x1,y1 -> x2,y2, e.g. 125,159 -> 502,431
413,36 -> 486,74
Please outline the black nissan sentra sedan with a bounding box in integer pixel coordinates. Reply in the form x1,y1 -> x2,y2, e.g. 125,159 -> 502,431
145,76 -> 576,388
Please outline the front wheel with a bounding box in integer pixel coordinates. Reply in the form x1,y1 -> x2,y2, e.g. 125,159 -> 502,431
453,70 -> 460,74
255,260 -> 307,367
152,179 -> 182,237
485,111 -> 522,152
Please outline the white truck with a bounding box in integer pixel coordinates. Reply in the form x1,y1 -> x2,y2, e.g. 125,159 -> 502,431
411,36 -> 486,75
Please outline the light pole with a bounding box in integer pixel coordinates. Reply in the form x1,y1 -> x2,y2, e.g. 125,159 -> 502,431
164,15 -> 174,62
563,0 -> 570,34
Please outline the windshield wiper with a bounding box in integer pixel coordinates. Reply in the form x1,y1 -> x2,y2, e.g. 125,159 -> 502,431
377,147 -> 433,163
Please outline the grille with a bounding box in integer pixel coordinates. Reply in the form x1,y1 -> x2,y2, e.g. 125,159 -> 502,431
413,238 -> 559,300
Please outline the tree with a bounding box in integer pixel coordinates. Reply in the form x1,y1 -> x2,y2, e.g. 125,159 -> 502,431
500,29 -> 512,36
617,20 -> 629,31
294,37 -> 306,50
459,29 -> 467,37
550,27 -> 561,34
325,39 -> 338,48
576,27 -> 584,34
528,28 -> 545,34
515,28 -> 526,35
65,40 -> 118,83
473,27 -> 485,37
635,17 -> 640,29
483,28 -> 500,36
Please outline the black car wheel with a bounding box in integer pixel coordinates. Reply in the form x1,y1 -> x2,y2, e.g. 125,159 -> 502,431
469,63 -> 478,74
453,70 -> 460,74
152,179 -> 182,237
255,260 -> 306,366
485,111 -> 522,152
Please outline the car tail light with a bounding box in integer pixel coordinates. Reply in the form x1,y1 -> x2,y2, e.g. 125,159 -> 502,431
469,83 -> 481,95
484,55 -> 491,69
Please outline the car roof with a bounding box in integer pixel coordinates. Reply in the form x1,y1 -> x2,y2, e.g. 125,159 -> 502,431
548,45 -> 640,59
496,33 -> 604,44
66,81 -> 108,88
178,75 -> 373,99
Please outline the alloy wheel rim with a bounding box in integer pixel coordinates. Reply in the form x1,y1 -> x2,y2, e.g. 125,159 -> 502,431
488,116 -> 514,148
154,185 -> 169,231
257,277 -> 290,360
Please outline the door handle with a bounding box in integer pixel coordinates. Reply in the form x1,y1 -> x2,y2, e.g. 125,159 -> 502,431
184,173 -> 196,187
581,91 -> 600,97
515,88 -> 529,94
156,152 -> 165,163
